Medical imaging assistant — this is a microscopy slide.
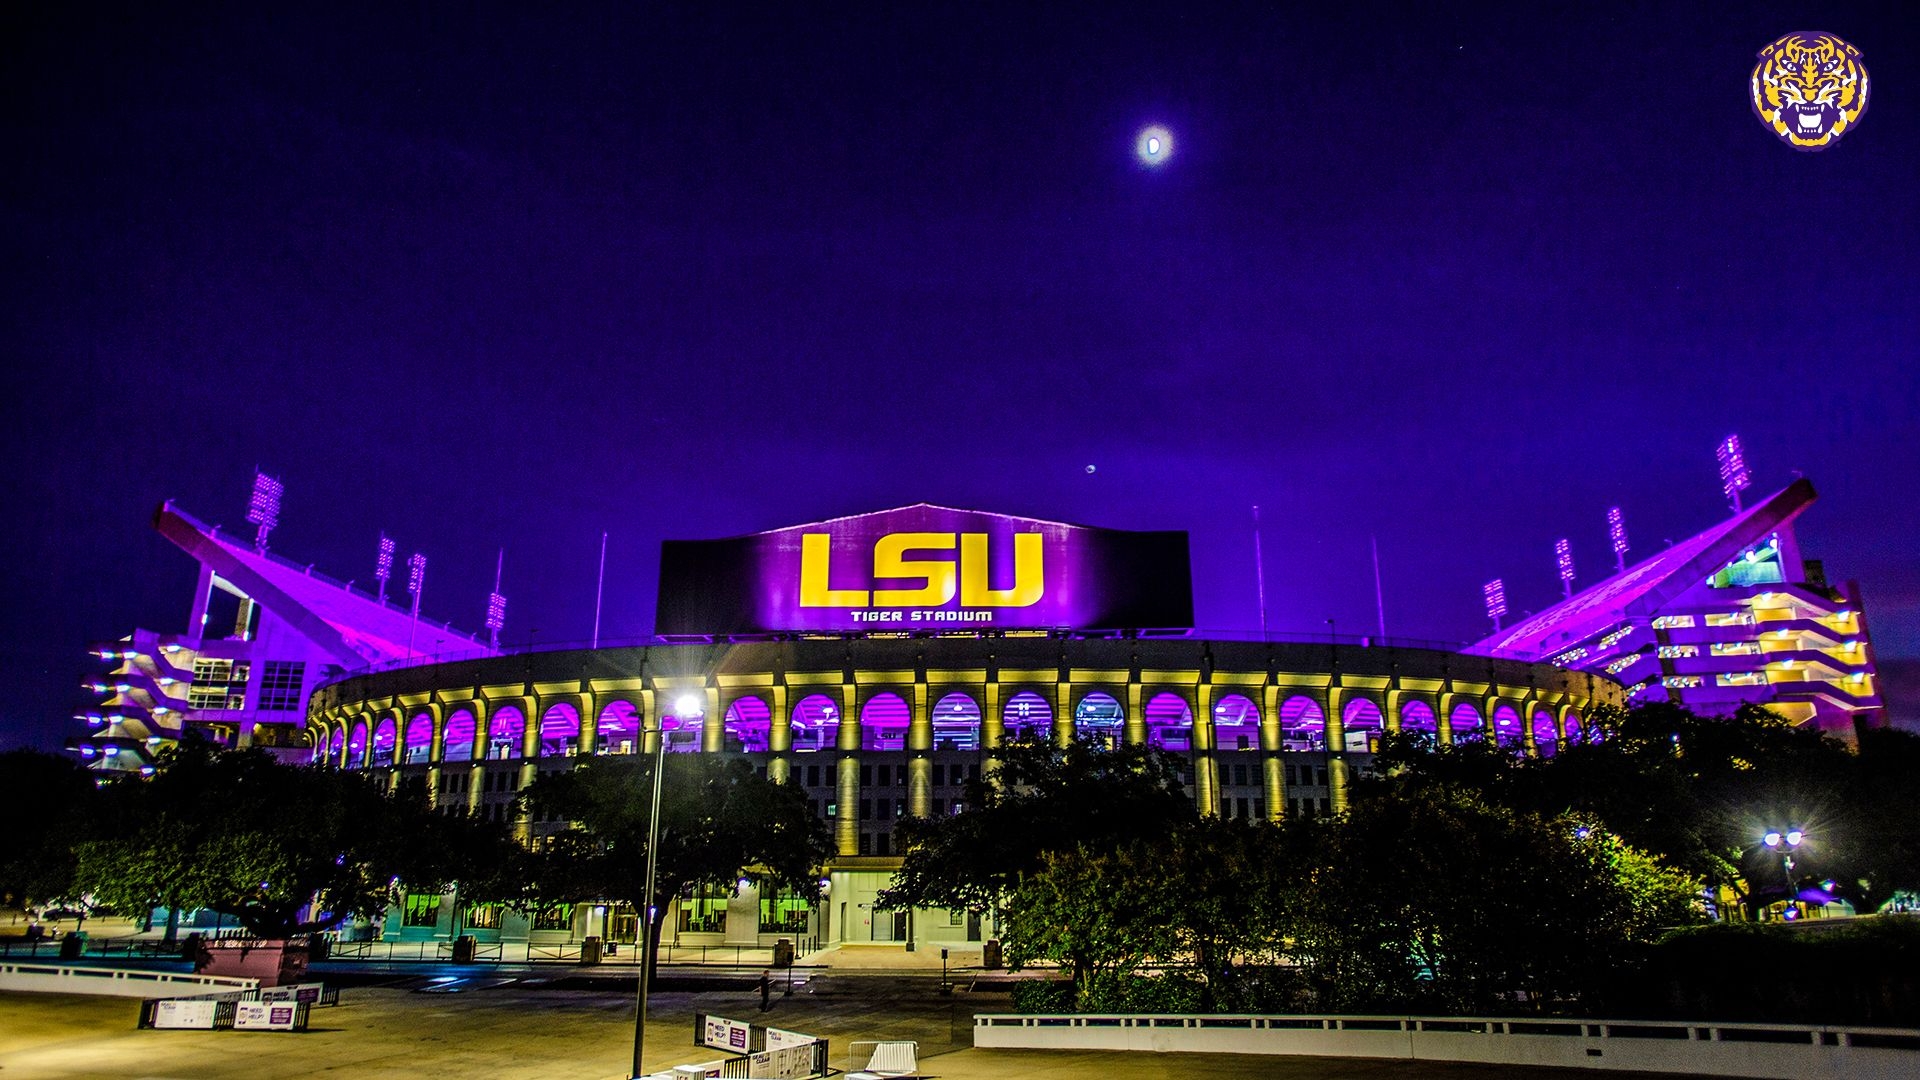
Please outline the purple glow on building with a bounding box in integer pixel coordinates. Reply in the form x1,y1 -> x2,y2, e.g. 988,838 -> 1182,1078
1717,434 -> 1751,510
1450,702 -> 1484,742
1532,709 -> 1558,757
790,694 -> 840,751
724,696 -> 771,752
372,717 -> 396,766
1400,699 -> 1437,735
1342,698 -> 1383,752
1279,695 -> 1325,751
860,692 -> 909,750
931,693 -> 981,750
540,702 -> 581,756
444,709 -> 476,762
1483,578 -> 1508,629
1002,690 -> 1051,741
245,471 -> 283,552
403,713 -> 432,763
594,701 -> 638,755
1138,692 -> 1187,747
1213,694 -> 1259,751
1078,691 -> 1128,736
488,706 -> 524,760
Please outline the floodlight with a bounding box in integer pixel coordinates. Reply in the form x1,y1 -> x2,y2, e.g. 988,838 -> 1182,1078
246,471 -> 284,551
675,694 -> 704,717
1716,434 -> 1752,510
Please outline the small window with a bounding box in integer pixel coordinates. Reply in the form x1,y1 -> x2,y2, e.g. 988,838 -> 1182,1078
402,894 -> 441,927
463,904 -> 502,930
533,903 -> 575,931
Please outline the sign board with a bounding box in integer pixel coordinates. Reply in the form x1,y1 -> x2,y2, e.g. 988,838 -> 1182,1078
700,1014 -> 753,1053
764,1027 -> 816,1051
746,1043 -> 819,1079
151,999 -> 219,1029
259,982 -> 324,1004
233,1001 -> 304,1031
671,1064 -> 724,1079
656,504 -> 1193,636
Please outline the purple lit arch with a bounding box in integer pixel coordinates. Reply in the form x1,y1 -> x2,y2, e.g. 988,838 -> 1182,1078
1213,693 -> 1259,751
861,693 -> 909,751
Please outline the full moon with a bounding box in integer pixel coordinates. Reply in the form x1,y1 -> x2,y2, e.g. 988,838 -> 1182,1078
1135,125 -> 1173,166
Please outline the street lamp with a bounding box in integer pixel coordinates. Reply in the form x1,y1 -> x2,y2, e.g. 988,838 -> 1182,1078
630,699 -> 691,1080
1761,828 -> 1804,919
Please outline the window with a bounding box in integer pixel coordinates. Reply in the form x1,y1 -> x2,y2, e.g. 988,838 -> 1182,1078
402,894 -> 441,927
1658,645 -> 1699,659
677,886 -> 728,934
876,832 -> 890,855
1662,675 -> 1703,689
859,833 -> 872,855
533,904 -> 575,931
1706,612 -> 1756,627
806,765 -> 820,787
257,661 -> 305,711
1652,616 -> 1696,630
759,891 -> 810,934
1717,672 -> 1767,686
932,764 -> 945,786
933,799 -> 945,816
859,799 -> 872,820
1712,641 -> 1763,656
860,765 -> 872,785
949,909 -> 965,927
1233,764 -> 1248,786
826,801 -> 837,818
463,904 -> 502,930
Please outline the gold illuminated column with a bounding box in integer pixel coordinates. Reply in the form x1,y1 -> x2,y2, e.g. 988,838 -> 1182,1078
516,694 -> 539,843
1052,680 -> 1074,747
703,686 -> 724,753
1192,686 -> 1219,816
466,699 -> 488,816
421,703 -> 446,809
1436,690 -> 1456,745
1323,689 -> 1349,814
1384,691 -> 1404,735
980,678 -> 1003,750
1261,685 -> 1286,822
768,683 -> 792,783
575,692 -> 598,757
1124,682 -> 1146,747
638,690 -> 660,755
835,682 -> 860,857
908,682 -> 932,818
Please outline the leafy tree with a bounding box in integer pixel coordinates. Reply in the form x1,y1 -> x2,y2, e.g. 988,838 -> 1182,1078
520,754 -> 831,980
74,742 -> 514,939
878,734 -> 1194,915
1002,840 -> 1184,1002
0,749 -> 99,913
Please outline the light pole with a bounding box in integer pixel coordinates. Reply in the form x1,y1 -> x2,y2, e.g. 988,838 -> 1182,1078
630,697 -> 694,1079
1762,828 -> 1804,919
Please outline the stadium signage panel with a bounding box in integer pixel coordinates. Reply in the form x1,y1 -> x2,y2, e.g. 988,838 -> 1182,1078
656,504 -> 1193,636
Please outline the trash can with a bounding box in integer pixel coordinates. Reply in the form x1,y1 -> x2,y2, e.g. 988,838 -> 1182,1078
581,936 -> 603,966
982,938 -> 1002,970
451,934 -> 476,963
59,932 -> 86,960
773,938 -> 794,968
306,933 -> 331,962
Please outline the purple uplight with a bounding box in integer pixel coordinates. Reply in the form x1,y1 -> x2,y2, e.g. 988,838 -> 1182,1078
246,471 -> 283,552
1717,434 -> 1751,510
1483,578 -> 1508,628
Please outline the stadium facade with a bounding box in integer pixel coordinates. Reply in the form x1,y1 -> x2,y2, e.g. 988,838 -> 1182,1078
81,487 -> 1880,952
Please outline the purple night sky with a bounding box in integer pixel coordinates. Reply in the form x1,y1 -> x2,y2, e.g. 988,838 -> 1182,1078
3,3 -> 1916,749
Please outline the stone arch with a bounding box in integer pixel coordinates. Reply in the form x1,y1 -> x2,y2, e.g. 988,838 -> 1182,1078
488,705 -> 526,760
1279,695 -> 1326,750
790,693 -> 839,752
724,695 -> 772,753
1532,707 -> 1559,757
860,692 -> 910,751
930,691 -> 981,750
1563,709 -> 1584,745
444,708 -> 477,763
1449,701 -> 1484,743
539,702 -> 581,758
1211,693 -> 1260,751
596,699 -> 640,755
403,712 -> 434,764
1142,691 -> 1193,749
1074,690 -> 1126,739
1491,703 -> 1524,747
1001,689 -> 1052,742
346,720 -> 369,767
328,725 -> 346,764
371,715 -> 397,767
1341,697 -> 1384,753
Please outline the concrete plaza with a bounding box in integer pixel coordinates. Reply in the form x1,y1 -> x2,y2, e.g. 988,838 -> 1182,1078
0,973 -> 1712,1080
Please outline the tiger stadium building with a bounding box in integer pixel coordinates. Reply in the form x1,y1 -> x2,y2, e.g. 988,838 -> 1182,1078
81,488 -> 1879,954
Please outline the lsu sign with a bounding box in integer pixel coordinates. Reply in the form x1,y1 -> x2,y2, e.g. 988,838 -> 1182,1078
655,504 -> 1192,636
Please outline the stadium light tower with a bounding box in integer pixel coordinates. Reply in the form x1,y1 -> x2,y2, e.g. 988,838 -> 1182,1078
1483,578 -> 1508,632
1717,434 -> 1752,512
406,552 -> 427,657
374,534 -> 395,603
1555,538 -> 1576,599
1607,506 -> 1629,575
485,549 -> 507,650
246,471 -> 284,553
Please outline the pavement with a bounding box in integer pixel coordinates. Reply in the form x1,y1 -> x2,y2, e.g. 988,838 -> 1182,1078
0,975 -> 1711,1080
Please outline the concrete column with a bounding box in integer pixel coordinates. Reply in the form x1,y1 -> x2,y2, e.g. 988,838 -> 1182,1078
1192,685 -> 1219,816
703,686 -> 723,753
638,690 -> 660,755
1124,680 -> 1146,747
835,755 -> 860,857
1385,690 -> 1405,734
576,692 -> 598,757
1329,756 -> 1352,814
769,682 -> 792,783
907,681 -> 932,818
1436,690 -> 1457,745
1052,679 -> 1073,747
466,699 -> 489,816
1324,687 -> 1349,814
980,677 -> 1003,750
1261,683 -> 1286,822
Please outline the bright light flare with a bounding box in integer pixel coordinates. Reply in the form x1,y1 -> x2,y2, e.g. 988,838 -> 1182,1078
675,693 -> 704,717
1135,125 -> 1173,166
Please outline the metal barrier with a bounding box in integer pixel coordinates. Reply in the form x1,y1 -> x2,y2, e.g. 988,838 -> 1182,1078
0,961 -> 258,999
972,1013 -> 1920,1080
137,995 -> 312,1031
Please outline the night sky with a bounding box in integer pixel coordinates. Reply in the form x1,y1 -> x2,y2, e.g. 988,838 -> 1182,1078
5,3 -> 1916,750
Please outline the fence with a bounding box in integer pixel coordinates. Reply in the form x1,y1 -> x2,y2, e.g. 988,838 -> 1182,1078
973,1013 -> 1920,1080
0,961 -> 258,999
318,936 -> 818,967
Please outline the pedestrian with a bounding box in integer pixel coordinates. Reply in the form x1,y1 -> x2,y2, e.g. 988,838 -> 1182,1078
759,969 -> 772,1012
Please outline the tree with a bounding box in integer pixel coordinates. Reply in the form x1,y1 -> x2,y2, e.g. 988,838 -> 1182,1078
0,749 -> 99,914
878,734 -> 1194,915
74,741 -> 514,939
1002,840 -> 1184,1003
520,754 -> 831,980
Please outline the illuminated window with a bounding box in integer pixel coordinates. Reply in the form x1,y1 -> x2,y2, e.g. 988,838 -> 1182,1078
1705,612 -> 1755,627
758,891 -> 811,935
1657,645 -> 1699,659
402,894 -> 441,927
1716,672 -> 1766,686
1711,641 -> 1762,656
1651,616 -> 1695,629
462,904 -> 502,930
1605,656 -> 1640,675
532,904 -> 575,931
1661,676 -> 1703,689
258,661 -> 305,711
678,885 -> 728,934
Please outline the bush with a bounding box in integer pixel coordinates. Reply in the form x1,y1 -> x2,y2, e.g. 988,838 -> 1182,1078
1610,917 -> 1920,1025
1010,978 -> 1075,1014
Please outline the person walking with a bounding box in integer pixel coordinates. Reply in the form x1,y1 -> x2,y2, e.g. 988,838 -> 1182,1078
759,969 -> 772,1012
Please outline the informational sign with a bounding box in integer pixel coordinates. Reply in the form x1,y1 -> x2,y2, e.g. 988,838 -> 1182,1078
233,1001 -> 304,1030
763,1027 -> 816,1051
259,982 -> 324,1004
746,1044 -> 819,1079
151,999 -> 219,1029
671,1063 -> 724,1079
700,1014 -> 753,1053
656,504 -> 1193,635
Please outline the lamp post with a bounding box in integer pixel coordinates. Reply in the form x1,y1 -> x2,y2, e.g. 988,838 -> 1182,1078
630,698 -> 693,1080
1762,828 -> 1804,919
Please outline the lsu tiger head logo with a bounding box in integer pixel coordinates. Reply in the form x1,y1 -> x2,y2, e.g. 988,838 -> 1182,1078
1751,32 -> 1869,150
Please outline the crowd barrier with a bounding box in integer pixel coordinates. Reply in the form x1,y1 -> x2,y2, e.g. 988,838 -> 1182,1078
0,961 -> 257,998
972,1013 -> 1920,1080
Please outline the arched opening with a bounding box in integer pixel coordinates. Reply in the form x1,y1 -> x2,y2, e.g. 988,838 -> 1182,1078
1449,702 -> 1484,743
931,692 -> 980,750
596,700 -> 639,755
1001,690 -> 1052,742
1212,694 -> 1260,751
1342,698 -> 1384,753
1280,696 -> 1326,750
403,714 -> 433,764
488,706 -> 525,760
345,722 -> 367,766
662,696 -> 705,753
724,696 -> 771,753
861,693 -> 909,751
1563,711 -> 1584,745
540,703 -> 581,758
444,709 -> 476,762
1532,709 -> 1558,757
1400,699 -> 1437,737
790,694 -> 839,752
1075,691 -> 1126,741
1140,692 -> 1191,749
372,717 -> 397,767
1491,704 -> 1523,747
328,727 -> 345,762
